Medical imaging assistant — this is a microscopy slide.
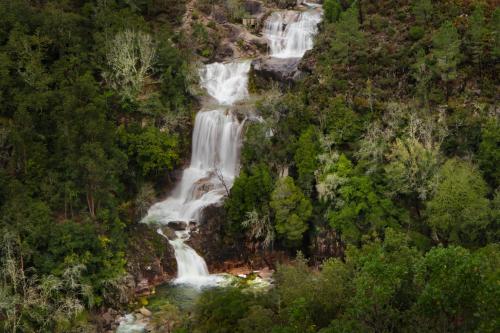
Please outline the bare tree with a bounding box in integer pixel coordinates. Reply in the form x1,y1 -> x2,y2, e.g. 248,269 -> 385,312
214,167 -> 230,196
104,30 -> 156,99
242,210 -> 275,250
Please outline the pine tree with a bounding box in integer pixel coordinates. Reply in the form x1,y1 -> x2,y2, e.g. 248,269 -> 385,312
467,6 -> 486,71
412,0 -> 433,25
323,0 -> 342,23
432,21 -> 461,97
330,6 -> 365,65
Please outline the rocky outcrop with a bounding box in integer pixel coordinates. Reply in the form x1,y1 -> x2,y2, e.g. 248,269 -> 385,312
125,223 -> 177,296
188,204 -> 290,272
251,57 -> 304,86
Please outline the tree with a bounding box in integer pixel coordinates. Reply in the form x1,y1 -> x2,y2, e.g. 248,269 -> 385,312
316,153 -> 401,244
411,48 -> 432,105
425,159 -> 490,246
412,0 -> 433,25
104,29 -> 155,99
413,246 -> 489,332
478,119 -> 500,189
225,164 -> 274,231
323,0 -> 342,23
329,6 -> 365,65
270,177 -> 312,246
384,114 -> 444,203
294,127 -> 320,195
431,21 -> 461,96
467,5 -> 487,70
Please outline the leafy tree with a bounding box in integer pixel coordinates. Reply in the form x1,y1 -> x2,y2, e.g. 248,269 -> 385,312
425,159 -> 490,246
192,287 -> 254,333
413,246 -> 491,332
119,125 -> 180,178
270,177 -> 312,246
317,153 -> 401,244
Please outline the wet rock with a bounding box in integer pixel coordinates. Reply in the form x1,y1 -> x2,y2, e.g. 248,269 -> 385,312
168,221 -> 188,231
252,57 -> 302,83
214,44 -> 234,62
126,223 -> 177,288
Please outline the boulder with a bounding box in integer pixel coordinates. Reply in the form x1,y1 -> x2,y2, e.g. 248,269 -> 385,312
251,57 -> 302,83
139,307 -> 152,317
244,0 -> 262,15
168,221 -> 188,231
214,43 -> 234,62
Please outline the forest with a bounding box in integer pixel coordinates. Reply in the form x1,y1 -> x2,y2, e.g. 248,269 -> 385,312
0,0 -> 498,332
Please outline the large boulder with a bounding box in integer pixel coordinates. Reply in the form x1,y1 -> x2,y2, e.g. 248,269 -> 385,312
251,57 -> 303,84
244,0 -> 262,15
126,223 -> 177,294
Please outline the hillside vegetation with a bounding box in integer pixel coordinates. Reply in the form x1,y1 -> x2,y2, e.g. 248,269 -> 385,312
0,0 -> 498,332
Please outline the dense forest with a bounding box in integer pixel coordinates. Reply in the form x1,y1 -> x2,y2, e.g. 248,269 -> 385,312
0,0 -> 499,332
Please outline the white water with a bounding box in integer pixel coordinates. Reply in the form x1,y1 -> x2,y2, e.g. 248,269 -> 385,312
263,8 -> 322,58
142,61 -> 250,288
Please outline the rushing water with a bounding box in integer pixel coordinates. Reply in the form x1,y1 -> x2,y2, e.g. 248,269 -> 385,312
142,61 -> 250,288
263,8 -> 322,58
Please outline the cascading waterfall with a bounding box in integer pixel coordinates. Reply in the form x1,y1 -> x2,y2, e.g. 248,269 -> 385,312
142,61 -> 250,287
263,8 -> 322,58
117,4 -> 322,332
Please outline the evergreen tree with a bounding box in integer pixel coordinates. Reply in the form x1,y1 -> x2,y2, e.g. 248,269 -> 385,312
323,0 -> 342,23
330,6 -> 365,65
294,127 -> 320,195
467,5 -> 486,70
432,21 -> 461,96
412,0 -> 433,25
270,177 -> 312,246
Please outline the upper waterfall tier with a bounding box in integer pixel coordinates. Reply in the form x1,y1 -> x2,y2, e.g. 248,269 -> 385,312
199,61 -> 251,105
263,9 -> 322,59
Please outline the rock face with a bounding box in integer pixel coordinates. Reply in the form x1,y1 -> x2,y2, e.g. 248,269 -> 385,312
125,223 -> 177,296
251,57 -> 303,85
244,0 -> 263,15
188,204 -> 290,272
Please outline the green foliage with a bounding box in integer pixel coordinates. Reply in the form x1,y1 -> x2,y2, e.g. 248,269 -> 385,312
225,164 -> 274,230
270,177 -> 312,246
294,127 -> 320,195
323,0 -> 342,23
478,119 -> 500,189
188,232 -> 500,333
119,125 -> 180,177
467,6 -> 486,67
412,0 -> 433,25
192,287 -> 254,333
425,159 -> 491,246
432,21 -> 461,85
317,153 -> 401,244
329,6 -> 365,65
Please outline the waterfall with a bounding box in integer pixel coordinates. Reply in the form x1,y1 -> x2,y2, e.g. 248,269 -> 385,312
142,61 -> 250,287
263,9 -> 322,59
